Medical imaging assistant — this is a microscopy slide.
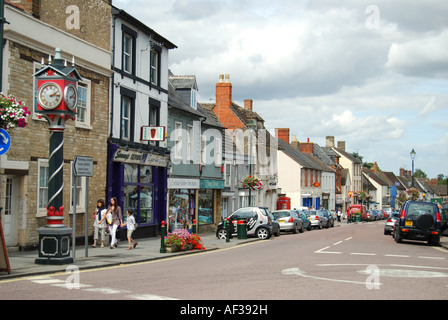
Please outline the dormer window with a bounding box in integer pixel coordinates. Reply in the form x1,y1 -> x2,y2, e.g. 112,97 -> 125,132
191,89 -> 197,109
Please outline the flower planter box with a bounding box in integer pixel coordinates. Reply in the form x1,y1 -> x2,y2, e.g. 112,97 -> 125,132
165,244 -> 181,253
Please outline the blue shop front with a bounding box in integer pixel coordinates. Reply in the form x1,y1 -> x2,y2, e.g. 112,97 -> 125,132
108,143 -> 169,239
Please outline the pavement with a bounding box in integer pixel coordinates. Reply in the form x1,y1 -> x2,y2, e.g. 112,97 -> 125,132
1,223 -> 447,281
0,232 -> 260,280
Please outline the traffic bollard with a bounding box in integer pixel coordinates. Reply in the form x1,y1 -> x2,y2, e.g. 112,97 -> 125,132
226,217 -> 230,242
160,221 -> 166,253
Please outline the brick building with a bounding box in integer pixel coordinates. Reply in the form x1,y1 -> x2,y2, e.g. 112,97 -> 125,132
1,1 -> 111,249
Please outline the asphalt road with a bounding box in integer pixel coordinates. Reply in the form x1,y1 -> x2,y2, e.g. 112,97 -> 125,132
1,220 -> 447,303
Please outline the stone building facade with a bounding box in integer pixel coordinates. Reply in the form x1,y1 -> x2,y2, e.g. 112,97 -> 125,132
1,1 -> 111,249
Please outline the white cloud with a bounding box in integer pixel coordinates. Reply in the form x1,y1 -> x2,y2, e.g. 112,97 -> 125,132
113,0 -> 448,178
386,30 -> 448,77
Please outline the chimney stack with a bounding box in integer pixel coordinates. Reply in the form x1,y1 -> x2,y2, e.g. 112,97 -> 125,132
244,99 -> 253,111
337,141 -> 346,151
299,138 -> 313,154
275,128 -> 290,144
215,74 -> 245,129
291,135 -> 299,151
372,162 -> 378,173
326,136 -> 335,148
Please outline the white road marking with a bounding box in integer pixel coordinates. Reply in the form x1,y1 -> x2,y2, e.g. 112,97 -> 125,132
314,246 -> 342,254
350,252 -> 377,256
418,256 -> 445,260
84,287 -> 129,294
127,294 -> 178,300
27,276 -> 177,300
282,267 -> 379,285
384,254 -> 410,258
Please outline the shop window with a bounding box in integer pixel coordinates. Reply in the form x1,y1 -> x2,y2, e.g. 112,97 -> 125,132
123,164 -> 154,225
169,189 -> 196,230
198,189 -> 214,225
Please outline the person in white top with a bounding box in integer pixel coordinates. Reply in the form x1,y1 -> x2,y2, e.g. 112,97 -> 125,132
92,199 -> 107,248
121,209 -> 138,250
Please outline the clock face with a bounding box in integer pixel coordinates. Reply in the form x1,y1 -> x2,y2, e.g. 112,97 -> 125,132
38,82 -> 63,110
64,84 -> 78,110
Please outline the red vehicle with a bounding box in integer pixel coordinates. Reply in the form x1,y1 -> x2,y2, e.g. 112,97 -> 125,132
347,204 -> 367,221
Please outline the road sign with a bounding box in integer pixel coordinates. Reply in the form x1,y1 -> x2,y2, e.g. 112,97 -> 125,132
73,156 -> 93,177
0,129 -> 11,156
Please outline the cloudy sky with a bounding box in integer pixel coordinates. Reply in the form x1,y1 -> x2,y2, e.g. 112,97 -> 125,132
115,0 -> 448,179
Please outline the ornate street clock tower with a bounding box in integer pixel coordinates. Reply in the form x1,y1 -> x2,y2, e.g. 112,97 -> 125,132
34,48 -> 82,265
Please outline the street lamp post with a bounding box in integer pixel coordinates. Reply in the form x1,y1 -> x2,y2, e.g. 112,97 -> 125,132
410,148 -> 416,188
247,119 -> 256,206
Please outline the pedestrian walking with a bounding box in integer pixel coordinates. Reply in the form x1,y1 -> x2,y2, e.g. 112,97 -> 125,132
121,209 -> 138,250
107,197 -> 123,249
337,208 -> 342,222
92,199 -> 107,248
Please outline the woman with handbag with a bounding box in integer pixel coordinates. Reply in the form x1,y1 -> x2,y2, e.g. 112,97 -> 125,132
92,199 -> 107,248
107,197 -> 123,249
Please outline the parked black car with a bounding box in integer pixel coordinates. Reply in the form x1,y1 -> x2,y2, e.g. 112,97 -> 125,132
393,201 -> 441,246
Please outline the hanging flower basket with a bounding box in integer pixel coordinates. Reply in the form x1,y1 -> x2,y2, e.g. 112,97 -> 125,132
406,187 -> 419,201
240,175 -> 262,190
0,93 -> 30,131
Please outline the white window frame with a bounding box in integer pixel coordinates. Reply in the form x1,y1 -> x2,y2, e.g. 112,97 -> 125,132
37,158 -> 49,217
75,78 -> 92,129
121,96 -> 132,141
150,49 -> 158,85
123,33 -> 133,74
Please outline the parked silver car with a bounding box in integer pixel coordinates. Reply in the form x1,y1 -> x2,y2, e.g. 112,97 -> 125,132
306,210 -> 328,229
384,212 -> 400,235
272,210 -> 304,234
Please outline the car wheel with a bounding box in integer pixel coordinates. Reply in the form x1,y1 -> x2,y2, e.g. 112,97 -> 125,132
394,229 -> 402,243
428,235 -> 440,246
217,229 -> 227,240
299,224 -> 304,233
318,222 -> 322,229
292,224 -> 298,234
307,224 -> 312,231
256,227 -> 270,240
275,228 -> 281,237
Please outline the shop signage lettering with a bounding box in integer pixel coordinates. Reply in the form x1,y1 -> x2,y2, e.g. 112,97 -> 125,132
113,148 -> 169,167
200,179 -> 225,189
168,178 -> 200,189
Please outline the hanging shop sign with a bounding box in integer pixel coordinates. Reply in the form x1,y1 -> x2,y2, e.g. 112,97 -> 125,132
141,126 -> 166,142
